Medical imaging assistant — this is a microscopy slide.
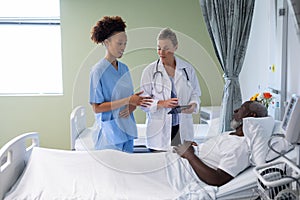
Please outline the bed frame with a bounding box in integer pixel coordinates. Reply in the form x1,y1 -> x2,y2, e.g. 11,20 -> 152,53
2,132 -> 297,199
1,106 -> 295,199
69,106 -> 212,151
0,132 -> 262,200
0,132 -> 39,200
70,106 -> 87,150
70,106 -> 150,152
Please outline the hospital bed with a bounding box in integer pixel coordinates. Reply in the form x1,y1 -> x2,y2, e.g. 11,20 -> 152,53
70,106 -> 217,151
1,96 -> 299,199
68,101 -> 300,199
0,132 -> 268,200
0,129 -> 297,199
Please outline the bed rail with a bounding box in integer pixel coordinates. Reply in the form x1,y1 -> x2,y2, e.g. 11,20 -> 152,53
70,106 -> 87,150
0,132 -> 39,200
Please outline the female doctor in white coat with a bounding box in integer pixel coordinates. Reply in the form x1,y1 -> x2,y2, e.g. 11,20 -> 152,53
140,28 -> 201,151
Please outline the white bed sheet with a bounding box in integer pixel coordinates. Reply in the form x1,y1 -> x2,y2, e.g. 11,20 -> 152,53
4,147 -> 216,200
4,144 -> 297,200
217,167 -> 258,199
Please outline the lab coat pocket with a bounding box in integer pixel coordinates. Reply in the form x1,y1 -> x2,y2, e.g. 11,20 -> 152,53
180,113 -> 193,119
150,108 -> 166,120
146,119 -> 165,137
179,114 -> 194,141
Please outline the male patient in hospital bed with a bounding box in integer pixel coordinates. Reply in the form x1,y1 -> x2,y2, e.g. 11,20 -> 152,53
4,101 -> 273,200
174,100 -> 270,187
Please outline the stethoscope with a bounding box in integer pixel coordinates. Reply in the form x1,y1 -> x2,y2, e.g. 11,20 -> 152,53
152,59 -> 190,94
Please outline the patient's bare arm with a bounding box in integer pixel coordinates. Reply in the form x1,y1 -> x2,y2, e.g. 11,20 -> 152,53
173,141 -> 233,187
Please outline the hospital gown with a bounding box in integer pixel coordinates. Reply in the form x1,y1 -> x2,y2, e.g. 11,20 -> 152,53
197,132 -> 251,177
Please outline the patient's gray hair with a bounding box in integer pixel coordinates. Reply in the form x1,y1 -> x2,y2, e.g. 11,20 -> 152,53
157,28 -> 178,46
246,101 -> 268,117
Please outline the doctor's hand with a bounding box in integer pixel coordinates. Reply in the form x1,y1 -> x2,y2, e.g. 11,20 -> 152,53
129,91 -> 153,107
173,141 -> 198,160
181,103 -> 196,114
158,98 -> 178,109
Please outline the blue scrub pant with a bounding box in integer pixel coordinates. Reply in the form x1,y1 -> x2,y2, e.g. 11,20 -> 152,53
98,139 -> 134,153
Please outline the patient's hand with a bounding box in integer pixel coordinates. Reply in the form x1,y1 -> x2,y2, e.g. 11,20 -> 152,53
173,141 -> 197,160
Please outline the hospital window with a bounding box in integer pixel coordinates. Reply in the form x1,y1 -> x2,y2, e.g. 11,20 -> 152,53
0,0 -> 62,96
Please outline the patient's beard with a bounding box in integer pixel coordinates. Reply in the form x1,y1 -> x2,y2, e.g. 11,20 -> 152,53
230,119 -> 242,130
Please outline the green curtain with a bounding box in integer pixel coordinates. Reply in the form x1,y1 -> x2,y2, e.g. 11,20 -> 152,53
200,0 -> 255,131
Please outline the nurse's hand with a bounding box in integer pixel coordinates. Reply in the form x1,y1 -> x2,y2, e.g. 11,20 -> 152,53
119,105 -> 136,118
173,141 -> 198,160
181,103 -> 196,114
140,97 -> 153,107
158,98 -> 178,109
129,91 -> 153,107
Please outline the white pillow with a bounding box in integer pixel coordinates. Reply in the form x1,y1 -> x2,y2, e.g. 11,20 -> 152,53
243,116 -> 275,166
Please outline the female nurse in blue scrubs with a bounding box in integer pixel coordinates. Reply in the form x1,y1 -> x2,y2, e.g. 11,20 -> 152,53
89,16 -> 152,152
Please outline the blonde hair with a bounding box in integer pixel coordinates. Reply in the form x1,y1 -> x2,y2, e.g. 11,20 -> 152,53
157,28 -> 178,46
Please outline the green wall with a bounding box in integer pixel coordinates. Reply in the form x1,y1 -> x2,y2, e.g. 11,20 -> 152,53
0,0 -> 223,150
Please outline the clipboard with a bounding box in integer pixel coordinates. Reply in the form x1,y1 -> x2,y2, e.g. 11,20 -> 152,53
167,105 -> 192,114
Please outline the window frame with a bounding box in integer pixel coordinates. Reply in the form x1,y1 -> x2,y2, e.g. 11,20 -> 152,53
0,3 -> 63,96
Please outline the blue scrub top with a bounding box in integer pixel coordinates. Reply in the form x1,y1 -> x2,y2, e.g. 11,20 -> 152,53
89,58 -> 137,147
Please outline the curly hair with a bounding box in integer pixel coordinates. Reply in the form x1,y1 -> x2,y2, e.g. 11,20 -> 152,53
91,16 -> 126,44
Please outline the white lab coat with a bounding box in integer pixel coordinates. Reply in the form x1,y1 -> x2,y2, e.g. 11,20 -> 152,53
140,56 -> 201,150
